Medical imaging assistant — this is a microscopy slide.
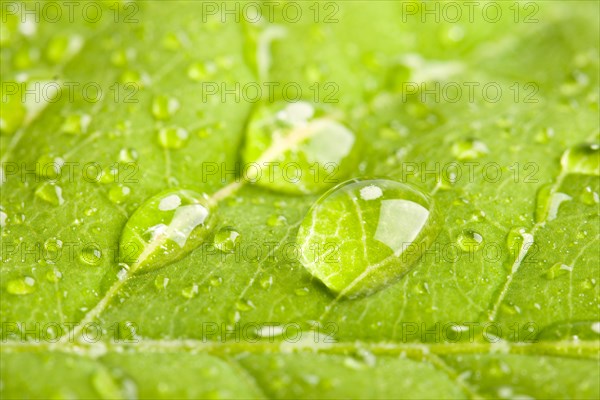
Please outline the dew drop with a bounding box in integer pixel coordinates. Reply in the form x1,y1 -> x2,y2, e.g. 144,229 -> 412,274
580,186 -> 599,205
0,88 -> 26,135
6,276 -> 36,295
213,226 -> 240,253
456,230 -> 483,252
243,101 -> 359,194
158,127 -> 189,149
545,262 -> 573,280
181,284 -> 199,299
187,61 -> 216,81
35,182 -> 64,206
44,237 -> 63,260
451,138 -> 489,161
151,95 -> 180,120
267,214 -> 287,227
154,274 -> 169,290
296,178 -> 440,298
62,114 -> 91,135
560,143 -> 599,176
80,245 -> 102,265
119,189 -> 215,272
118,148 -> 139,163
35,154 -> 65,180
108,184 -> 131,204
209,276 -> 223,287
46,268 -> 62,283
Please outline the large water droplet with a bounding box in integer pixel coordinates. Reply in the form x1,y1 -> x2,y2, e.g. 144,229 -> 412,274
456,230 -> 483,252
119,189 -> 216,272
243,101 -> 359,194
36,154 -> 65,180
296,178 -> 440,298
213,226 -> 240,253
6,276 -> 36,295
560,143 -> 599,176
544,262 -> 573,280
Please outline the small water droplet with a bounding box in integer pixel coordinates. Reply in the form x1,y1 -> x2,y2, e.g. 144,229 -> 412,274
6,276 -> 36,295
80,245 -> 102,265
267,214 -> 287,227
35,182 -> 64,205
456,230 -> 483,252
209,276 -> 223,287
118,148 -> 139,163
46,268 -> 62,283
187,61 -> 216,81
154,274 -> 169,290
545,262 -> 573,280
560,143 -> 599,176
294,287 -> 310,296
108,185 -> 131,204
580,186 -> 599,205
181,284 -> 199,299
235,299 -> 254,311
119,189 -> 215,272
44,237 -> 63,261
260,275 -> 273,289
35,154 -> 65,180
296,178 -> 440,298
243,101 -> 359,194
158,127 -> 189,149
62,114 -> 91,135
0,89 -> 26,135
451,138 -> 489,161
151,95 -> 180,120
213,226 -> 240,253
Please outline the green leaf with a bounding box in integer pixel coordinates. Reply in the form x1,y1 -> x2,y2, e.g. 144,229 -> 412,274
1,1 -> 599,399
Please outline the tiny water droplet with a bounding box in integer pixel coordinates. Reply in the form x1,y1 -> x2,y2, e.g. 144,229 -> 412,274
62,114 -> 91,135
213,226 -> 240,253
158,127 -> 189,149
297,178 -> 440,298
209,276 -> 223,287
545,262 -> 573,280
6,276 -> 36,295
35,154 -> 65,180
451,138 -> 489,161
151,95 -> 180,120
35,182 -> 64,205
187,61 -> 216,81
267,214 -> 287,227
235,299 -> 254,311
154,274 -> 169,290
44,237 -> 63,260
580,186 -> 599,205
560,143 -> 599,176
118,148 -> 139,163
119,189 -> 215,272
80,245 -> 102,265
243,101 -> 359,194
181,284 -> 199,299
456,230 -> 483,252
294,287 -> 310,296
108,184 -> 131,204
46,268 -> 62,283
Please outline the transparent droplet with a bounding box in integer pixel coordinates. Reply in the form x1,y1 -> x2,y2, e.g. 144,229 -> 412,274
535,184 -> 572,223
545,262 -> 573,280
154,274 -> 170,290
580,186 -> 599,205
235,299 -> 254,311
35,182 -> 64,206
0,88 -> 26,135
151,95 -> 180,120
158,127 -> 189,149
108,185 -> 131,204
451,138 -> 489,161
35,154 -> 65,180
181,284 -> 199,299
46,268 -> 62,283
80,245 -> 102,265
187,61 -> 216,81
210,276 -> 223,287
243,101 -> 359,194
62,114 -> 91,135
267,214 -> 287,227
456,230 -> 483,252
118,148 -> 139,163
44,237 -> 63,261
296,178 -> 440,298
213,226 -> 240,253
6,276 -> 36,295
560,143 -> 599,176
119,189 -> 216,273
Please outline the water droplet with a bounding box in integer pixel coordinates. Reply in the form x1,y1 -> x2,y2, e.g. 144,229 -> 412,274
6,276 -> 36,295
560,143 -> 599,176
0,89 -> 26,135
235,299 -> 254,311
157,127 -> 189,149
535,183 -> 572,223
181,284 -> 199,299
119,189 -> 215,272
294,287 -> 310,296
151,95 -> 180,120
154,274 -> 169,290
580,186 -> 599,205
108,184 -> 131,204
44,237 -> 63,261
267,214 -> 287,227
209,276 -> 223,287
35,182 -> 64,205
243,101 -> 359,194
260,275 -> 273,289
187,61 -> 216,81
45,35 -> 69,64
80,245 -> 102,265
456,230 -> 483,252
118,148 -> 138,163
62,114 -> 91,135
451,138 -> 489,161
213,226 -> 240,253
35,154 -> 65,180
46,268 -> 62,283
296,178 -> 440,298
545,262 -> 573,280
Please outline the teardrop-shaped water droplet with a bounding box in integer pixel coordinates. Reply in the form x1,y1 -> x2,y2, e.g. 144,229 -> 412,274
451,138 -> 489,161
213,226 -> 240,253
46,268 -> 62,283
243,101 -> 359,194
456,230 -> 483,252
151,95 -> 180,120
181,283 -> 199,299
560,143 -> 599,176
544,262 -> 573,280
157,127 -> 189,149
535,183 -> 572,223
119,189 -> 216,273
80,245 -> 102,265
118,148 -> 139,163
580,186 -> 599,205
36,154 -> 65,180
154,274 -> 169,290
6,276 -> 36,295
296,178 -> 440,298
35,182 -> 64,205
